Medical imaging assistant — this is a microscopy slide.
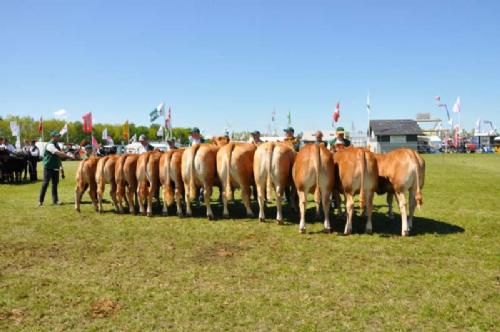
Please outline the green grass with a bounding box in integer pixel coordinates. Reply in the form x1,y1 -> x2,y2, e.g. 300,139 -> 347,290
0,154 -> 499,331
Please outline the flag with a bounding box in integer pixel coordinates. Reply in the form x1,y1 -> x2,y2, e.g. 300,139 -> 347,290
157,126 -> 164,137
123,120 -> 129,141
10,121 -> 20,136
475,118 -> 481,134
272,110 -> 276,122
452,97 -> 461,113
333,101 -> 340,123
434,96 -> 441,103
129,133 -> 137,143
38,116 -> 43,134
366,93 -> 371,114
91,135 -> 100,149
150,102 -> 164,122
82,112 -> 92,133
287,111 -> 291,126
102,128 -> 108,140
60,123 -> 68,136
165,107 -> 172,129
107,136 -> 114,145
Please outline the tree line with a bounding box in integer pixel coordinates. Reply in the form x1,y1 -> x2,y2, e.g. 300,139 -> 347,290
0,115 -> 194,146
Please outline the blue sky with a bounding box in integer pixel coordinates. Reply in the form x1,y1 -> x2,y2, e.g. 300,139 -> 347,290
1,0 -> 499,135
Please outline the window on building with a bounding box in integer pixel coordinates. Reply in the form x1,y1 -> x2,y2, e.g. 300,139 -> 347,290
390,135 -> 406,143
377,135 -> 390,142
406,135 -> 417,142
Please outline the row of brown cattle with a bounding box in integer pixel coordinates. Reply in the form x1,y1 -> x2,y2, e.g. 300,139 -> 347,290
74,139 -> 425,236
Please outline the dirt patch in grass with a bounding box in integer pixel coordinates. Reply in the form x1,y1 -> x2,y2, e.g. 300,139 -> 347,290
193,241 -> 251,264
89,299 -> 121,319
0,308 -> 26,325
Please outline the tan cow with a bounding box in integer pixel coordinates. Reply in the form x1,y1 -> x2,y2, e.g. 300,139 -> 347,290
217,142 -> 256,218
115,154 -> 140,214
375,148 -> 425,236
159,149 -> 185,216
292,144 -> 335,233
136,150 -> 162,217
95,155 -> 120,213
181,139 -> 228,220
253,142 -> 296,223
74,156 -> 100,212
333,147 -> 378,235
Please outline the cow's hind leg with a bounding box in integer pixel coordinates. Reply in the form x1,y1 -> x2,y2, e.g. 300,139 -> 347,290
89,183 -> 98,212
241,184 -> 254,218
204,185 -> 214,220
256,183 -> 267,222
396,192 -> 409,236
321,190 -> 332,233
387,192 -> 395,220
344,194 -> 354,235
365,191 -> 374,234
298,191 -> 307,233
408,189 -> 416,231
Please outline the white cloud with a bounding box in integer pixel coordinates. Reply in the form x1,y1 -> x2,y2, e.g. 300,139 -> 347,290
54,109 -> 67,118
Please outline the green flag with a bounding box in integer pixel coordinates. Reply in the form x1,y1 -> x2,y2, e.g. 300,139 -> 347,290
150,109 -> 159,122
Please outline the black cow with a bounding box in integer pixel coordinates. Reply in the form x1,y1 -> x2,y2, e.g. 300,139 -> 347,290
0,149 -> 28,183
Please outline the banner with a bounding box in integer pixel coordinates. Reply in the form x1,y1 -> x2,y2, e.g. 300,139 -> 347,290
102,128 -> 108,140
165,107 -> 172,130
333,101 -> 340,123
10,121 -> 20,136
82,112 -> 92,133
157,126 -> 164,137
38,116 -> 43,134
150,102 -> 164,122
60,123 -> 68,136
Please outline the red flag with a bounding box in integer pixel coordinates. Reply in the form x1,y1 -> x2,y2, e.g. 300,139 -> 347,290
38,116 -> 43,134
165,107 -> 172,129
91,135 -> 100,149
82,112 -> 92,133
333,102 -> 340,123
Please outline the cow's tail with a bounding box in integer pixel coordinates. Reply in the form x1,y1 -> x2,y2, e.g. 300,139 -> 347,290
164,151 -> 174,205
144,152 -> 152,184
98,156 -> 108,183
410,150 -> 423,210
77,158 -> 87,182
189,144 -> 201,199
266,142 -> 275,199
314,143 -> 321,195
224,143 -> 236,201
359,149 -> 367,209
117,154 -> 127,181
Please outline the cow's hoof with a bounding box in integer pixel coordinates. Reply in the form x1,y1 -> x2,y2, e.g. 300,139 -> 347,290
222,214 -> 230,219
402,230 -> 410,237
186,213 -> 192,218
324,228 -> 332,234
299,228 -> 306,234
75,208 -> 80,213
177,212 -> 184,218
365,229 -> 373,235
344,231 -> 352,236
162,211 -> 168,216
276,219 -> 284,225
208,215 -> 215,221
147,212 -> 153,217
259,218 -> 265,222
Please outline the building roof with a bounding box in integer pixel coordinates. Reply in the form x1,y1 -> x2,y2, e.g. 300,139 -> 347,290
370,119 -> 423,136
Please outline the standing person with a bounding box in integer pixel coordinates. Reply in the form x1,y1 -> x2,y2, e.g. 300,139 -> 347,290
189,127 -> 205,145
38,131 -> 68,206
166,138 -> 177,151
248,130 -> 263,145
82,145 -> 93,160
329,127 -> 351,151
314,130 -> 327,147
283,127 -> 300,151
5,138 -> 16,153
138,134 -> 154,154
29,140 -> 40,181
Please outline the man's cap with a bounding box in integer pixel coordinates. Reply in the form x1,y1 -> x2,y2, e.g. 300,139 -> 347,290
251,130 -> 261,135
191,127 -> 201,134
283,127 -> 295,133
50,130 -> 61,137
336,127 -> 345,134
31,139 -> 36,143
139,134 -> 147,142
167,138 -> 175,143
84,144 -> 92,150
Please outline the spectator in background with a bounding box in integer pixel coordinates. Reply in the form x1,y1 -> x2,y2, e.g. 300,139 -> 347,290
190,127 -> 205,145
329,127 -> 351,151
249,130 -> 263,145
138,134 -> 154,154
315,130 -> 327,147
29,140 -> 40,181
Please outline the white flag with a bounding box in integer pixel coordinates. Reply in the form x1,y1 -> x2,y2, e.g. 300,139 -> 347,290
129,133 -> 137,143
452,97 -> 461,113
10,121 -> 20,136
157,102 -> 165,116
102,128 -> 108,140
60,123 -> 68,136
475,118 -> 481,134
156,126 -> 164,137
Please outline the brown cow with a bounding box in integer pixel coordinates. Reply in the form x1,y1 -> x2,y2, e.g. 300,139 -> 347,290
74,156 -> 100,212
181,139 -> 228,220
115,154 -> 140,214
333,147 -> 378,235
375,148 -> 425,236
95,155 -> 119,213
292,144 -> 335,233
253,142 -> 296,223
136,150 -> 162,217
217,142 -> 256,218
159,149 -> 185,216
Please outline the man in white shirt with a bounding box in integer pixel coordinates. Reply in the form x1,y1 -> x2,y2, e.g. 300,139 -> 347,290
138,134 -> 154,154
189,127 -> 204,146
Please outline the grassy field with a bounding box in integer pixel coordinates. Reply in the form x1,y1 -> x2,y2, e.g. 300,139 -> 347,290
0,154 -> 499,331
